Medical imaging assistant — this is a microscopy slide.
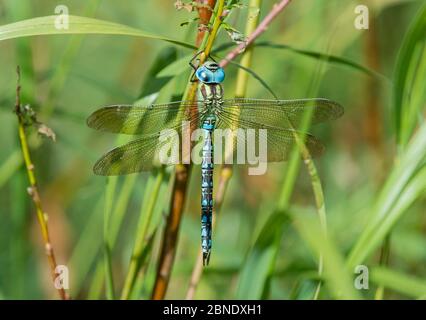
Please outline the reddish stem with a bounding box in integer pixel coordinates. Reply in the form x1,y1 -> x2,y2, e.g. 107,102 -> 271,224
220,0 -> 292,67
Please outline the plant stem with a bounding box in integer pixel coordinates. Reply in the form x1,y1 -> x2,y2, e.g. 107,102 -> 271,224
295,133 -> 327,299
277,50 -> 331,299
375,235 -> 391,299
151,0 -> 224,300
14,66 -> 68,300
196,0 -> 217,46
204,0 -> 226,55
186,0 -> 262,300
121,170 -> 164,299
103,176 -> 117,299
220,0 -> 292,68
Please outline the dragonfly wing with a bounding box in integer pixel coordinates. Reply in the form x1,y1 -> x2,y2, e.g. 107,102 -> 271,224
87,101 -> 200,135
93,131 -> 192,175
221,98 -> 343,129
93,114 -> 201,175
216,116 -> 324,163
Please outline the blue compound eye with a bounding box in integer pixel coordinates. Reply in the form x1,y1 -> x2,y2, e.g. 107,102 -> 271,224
196,67 -> 212,83
214,68 -> 225,83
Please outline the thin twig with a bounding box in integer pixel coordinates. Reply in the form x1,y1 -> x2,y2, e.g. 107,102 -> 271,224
220,0 -> 292,68
151,0 -> 224,300
14,66 -> 69,300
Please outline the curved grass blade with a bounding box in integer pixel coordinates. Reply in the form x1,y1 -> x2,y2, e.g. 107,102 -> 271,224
347,124 -> 426,268
254,41 -> 389,81
213,41 -> 388,80
0,150 -> 22,188
371,267 -> 426,299
0,15 -> 195,49
290,210 -> 361,300
226,60 -> 278,99
236,212 -> 289,299
392,3 -> 426,146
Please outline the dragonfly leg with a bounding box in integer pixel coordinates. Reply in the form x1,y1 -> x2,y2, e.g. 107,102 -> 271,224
189,50 -> 204,71
189,51 -> 218,82
189,51 -> 204,82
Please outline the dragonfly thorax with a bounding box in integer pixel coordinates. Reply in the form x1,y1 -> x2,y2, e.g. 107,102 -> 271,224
198,82 -> 224,127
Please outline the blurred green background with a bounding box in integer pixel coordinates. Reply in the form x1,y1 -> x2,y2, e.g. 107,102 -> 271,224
0,0 -> 425,299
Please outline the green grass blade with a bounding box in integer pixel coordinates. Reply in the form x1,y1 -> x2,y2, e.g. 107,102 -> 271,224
68,199 -> 103,295
0,15 -> 195,49
108,175 -> 138,246
0,150 -> 22,188
103,243 -> 115,299
236,212 -> 289,299
121,170 -> 165,299
291,211 -> 361,300
347,124 -> 426,268
42,1 -> 101,118
103,176 -> 118,299
393,3 -> 426,146
371,267 -> 426,298
255,41 -> 389,81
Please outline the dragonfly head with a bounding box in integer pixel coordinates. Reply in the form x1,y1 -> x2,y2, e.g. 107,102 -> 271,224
195,61 -> 225,84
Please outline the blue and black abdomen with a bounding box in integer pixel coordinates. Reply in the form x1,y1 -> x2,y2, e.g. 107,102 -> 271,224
198,82 -> 223,266
201,117 -> 214,265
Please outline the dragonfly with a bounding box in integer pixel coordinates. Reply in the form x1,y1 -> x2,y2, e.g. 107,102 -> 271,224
87,60 -> 344,266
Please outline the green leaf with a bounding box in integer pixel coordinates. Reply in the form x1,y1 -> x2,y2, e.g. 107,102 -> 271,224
291,210 -> 361,300
157,54 -> 192,78
0,15 -> 195,49
227,60 -> 278,99
236,212 -> 289,299
0,150 -> 22,188
371,267 -> 426,298
138,46 -> 179,100
347,124 -> 426,269
393,3 -> 426,146
254,41 -> 389,81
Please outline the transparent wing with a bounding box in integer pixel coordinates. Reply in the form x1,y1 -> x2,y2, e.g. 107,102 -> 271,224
94,135 -> 164,175
221,98 -> 344,129
93,115 -> 201,175
216,111 -> 324,163
87,101 -> 200,135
